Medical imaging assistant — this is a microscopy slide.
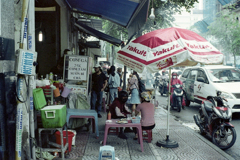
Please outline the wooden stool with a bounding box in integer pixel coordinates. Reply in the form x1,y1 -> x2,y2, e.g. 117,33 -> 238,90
142,129 -> 152,143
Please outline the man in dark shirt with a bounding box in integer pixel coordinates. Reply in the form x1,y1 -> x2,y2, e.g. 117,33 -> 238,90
91,65 -> 108,118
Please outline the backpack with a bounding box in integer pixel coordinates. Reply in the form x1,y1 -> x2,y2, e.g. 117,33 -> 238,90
138,79 -> 146,94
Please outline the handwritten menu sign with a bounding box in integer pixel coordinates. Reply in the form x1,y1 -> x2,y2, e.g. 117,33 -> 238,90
65,55 -> 88,80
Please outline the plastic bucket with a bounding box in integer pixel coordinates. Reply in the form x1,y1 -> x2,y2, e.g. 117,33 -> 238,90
61,87 -> 71,98
55,131 -> 74,152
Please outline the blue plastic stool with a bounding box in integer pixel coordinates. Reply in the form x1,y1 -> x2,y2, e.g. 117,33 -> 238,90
66,108 -> 99,138
98,145 -> 115,160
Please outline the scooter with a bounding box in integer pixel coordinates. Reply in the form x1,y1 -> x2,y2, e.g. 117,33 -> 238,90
193,91 -> 236,150
159,78 -> 168,96
153,77 -> 160,89
170,84 -> 183,112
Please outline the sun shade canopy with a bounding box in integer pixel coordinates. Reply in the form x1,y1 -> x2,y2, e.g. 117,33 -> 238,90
65,0 -> 149,29
75,21 -> 123,46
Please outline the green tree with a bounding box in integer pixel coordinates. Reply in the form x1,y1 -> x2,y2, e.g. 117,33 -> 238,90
207,5 -> 240,67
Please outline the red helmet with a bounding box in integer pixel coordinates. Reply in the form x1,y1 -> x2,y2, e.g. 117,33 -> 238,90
172,72 -> 178,76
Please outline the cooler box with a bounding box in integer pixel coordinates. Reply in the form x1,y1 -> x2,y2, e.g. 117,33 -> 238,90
40,105 -> 66,128
33,88 -> 67,128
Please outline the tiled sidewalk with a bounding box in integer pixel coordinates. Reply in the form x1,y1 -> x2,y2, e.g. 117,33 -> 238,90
57,106 -> 234,160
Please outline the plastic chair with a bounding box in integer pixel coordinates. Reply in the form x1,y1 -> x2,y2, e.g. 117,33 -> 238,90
42,88 -> 53,105
98,145 -> 115,160
66,108 -> 99,138
142,129 -> 152,143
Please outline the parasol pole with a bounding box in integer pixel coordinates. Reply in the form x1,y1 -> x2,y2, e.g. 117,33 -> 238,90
156,67 -> 178,148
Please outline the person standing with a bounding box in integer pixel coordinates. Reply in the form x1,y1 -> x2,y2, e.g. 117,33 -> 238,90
91,65 -> 108,118
117,68 -> 123,87
108,66 -> 120,104
127,71 -> 141,116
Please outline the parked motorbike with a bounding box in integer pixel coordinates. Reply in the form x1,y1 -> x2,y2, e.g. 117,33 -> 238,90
170,84 -> 183,112
159,78 -> 168,96
193,91 -> 236,150
153,77 -> 160,88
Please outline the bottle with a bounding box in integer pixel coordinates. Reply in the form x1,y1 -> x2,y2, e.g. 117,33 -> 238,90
132,110 -> 135,117
49,72 -> 53,80
107,111 -> 111,120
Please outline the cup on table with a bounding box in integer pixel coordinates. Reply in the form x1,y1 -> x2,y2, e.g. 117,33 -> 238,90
127,114 -> 131,120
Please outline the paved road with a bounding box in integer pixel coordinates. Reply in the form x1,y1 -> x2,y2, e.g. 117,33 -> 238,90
156,92 -> 240,160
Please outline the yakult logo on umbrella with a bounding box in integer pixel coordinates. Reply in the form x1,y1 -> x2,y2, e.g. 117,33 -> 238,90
185,42 -> 213,50
153,44 -> 180,57
127,45 -> 147,56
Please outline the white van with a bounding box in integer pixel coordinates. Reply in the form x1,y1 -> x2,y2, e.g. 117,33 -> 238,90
180,65 -> 240,113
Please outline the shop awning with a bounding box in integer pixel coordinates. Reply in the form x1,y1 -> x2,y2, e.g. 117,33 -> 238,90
65,0 -> 150,39
75,21 -> 123,46
218,0 -> 233,5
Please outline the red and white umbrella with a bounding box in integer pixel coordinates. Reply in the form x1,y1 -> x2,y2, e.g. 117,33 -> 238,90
116,27 -> 224,73
117,27 -> 224,148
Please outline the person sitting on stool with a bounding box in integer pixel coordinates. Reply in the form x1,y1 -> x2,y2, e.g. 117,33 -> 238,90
133,92 -> 155,140
109,91 -> 131,139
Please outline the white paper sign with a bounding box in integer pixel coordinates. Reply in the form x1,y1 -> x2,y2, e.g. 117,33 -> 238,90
67,56 -> 88,80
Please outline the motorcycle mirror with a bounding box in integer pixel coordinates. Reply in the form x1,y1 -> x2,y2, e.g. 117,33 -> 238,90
216,91 -> 222,96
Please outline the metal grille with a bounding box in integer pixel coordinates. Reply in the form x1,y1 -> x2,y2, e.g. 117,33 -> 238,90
233,93 -> 240,99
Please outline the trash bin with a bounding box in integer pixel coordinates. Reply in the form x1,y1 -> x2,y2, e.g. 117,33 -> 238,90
55,130 -> 74,152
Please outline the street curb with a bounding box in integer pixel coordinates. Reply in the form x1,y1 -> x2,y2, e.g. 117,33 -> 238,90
188,128 -> 235,160
160,106 -> 234,160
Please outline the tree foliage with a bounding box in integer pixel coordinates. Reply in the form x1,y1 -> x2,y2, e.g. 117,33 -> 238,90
207,4 -> 240,66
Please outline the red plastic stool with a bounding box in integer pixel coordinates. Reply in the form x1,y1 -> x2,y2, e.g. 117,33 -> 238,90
142,129 -> 152,143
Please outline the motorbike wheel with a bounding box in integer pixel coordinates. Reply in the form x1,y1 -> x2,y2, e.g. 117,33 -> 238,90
193,114 -> 205,135
177,101 -> 181,112
212,127 -> 237,150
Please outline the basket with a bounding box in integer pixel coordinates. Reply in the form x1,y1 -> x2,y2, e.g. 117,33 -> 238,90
131,117 -> 140,123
